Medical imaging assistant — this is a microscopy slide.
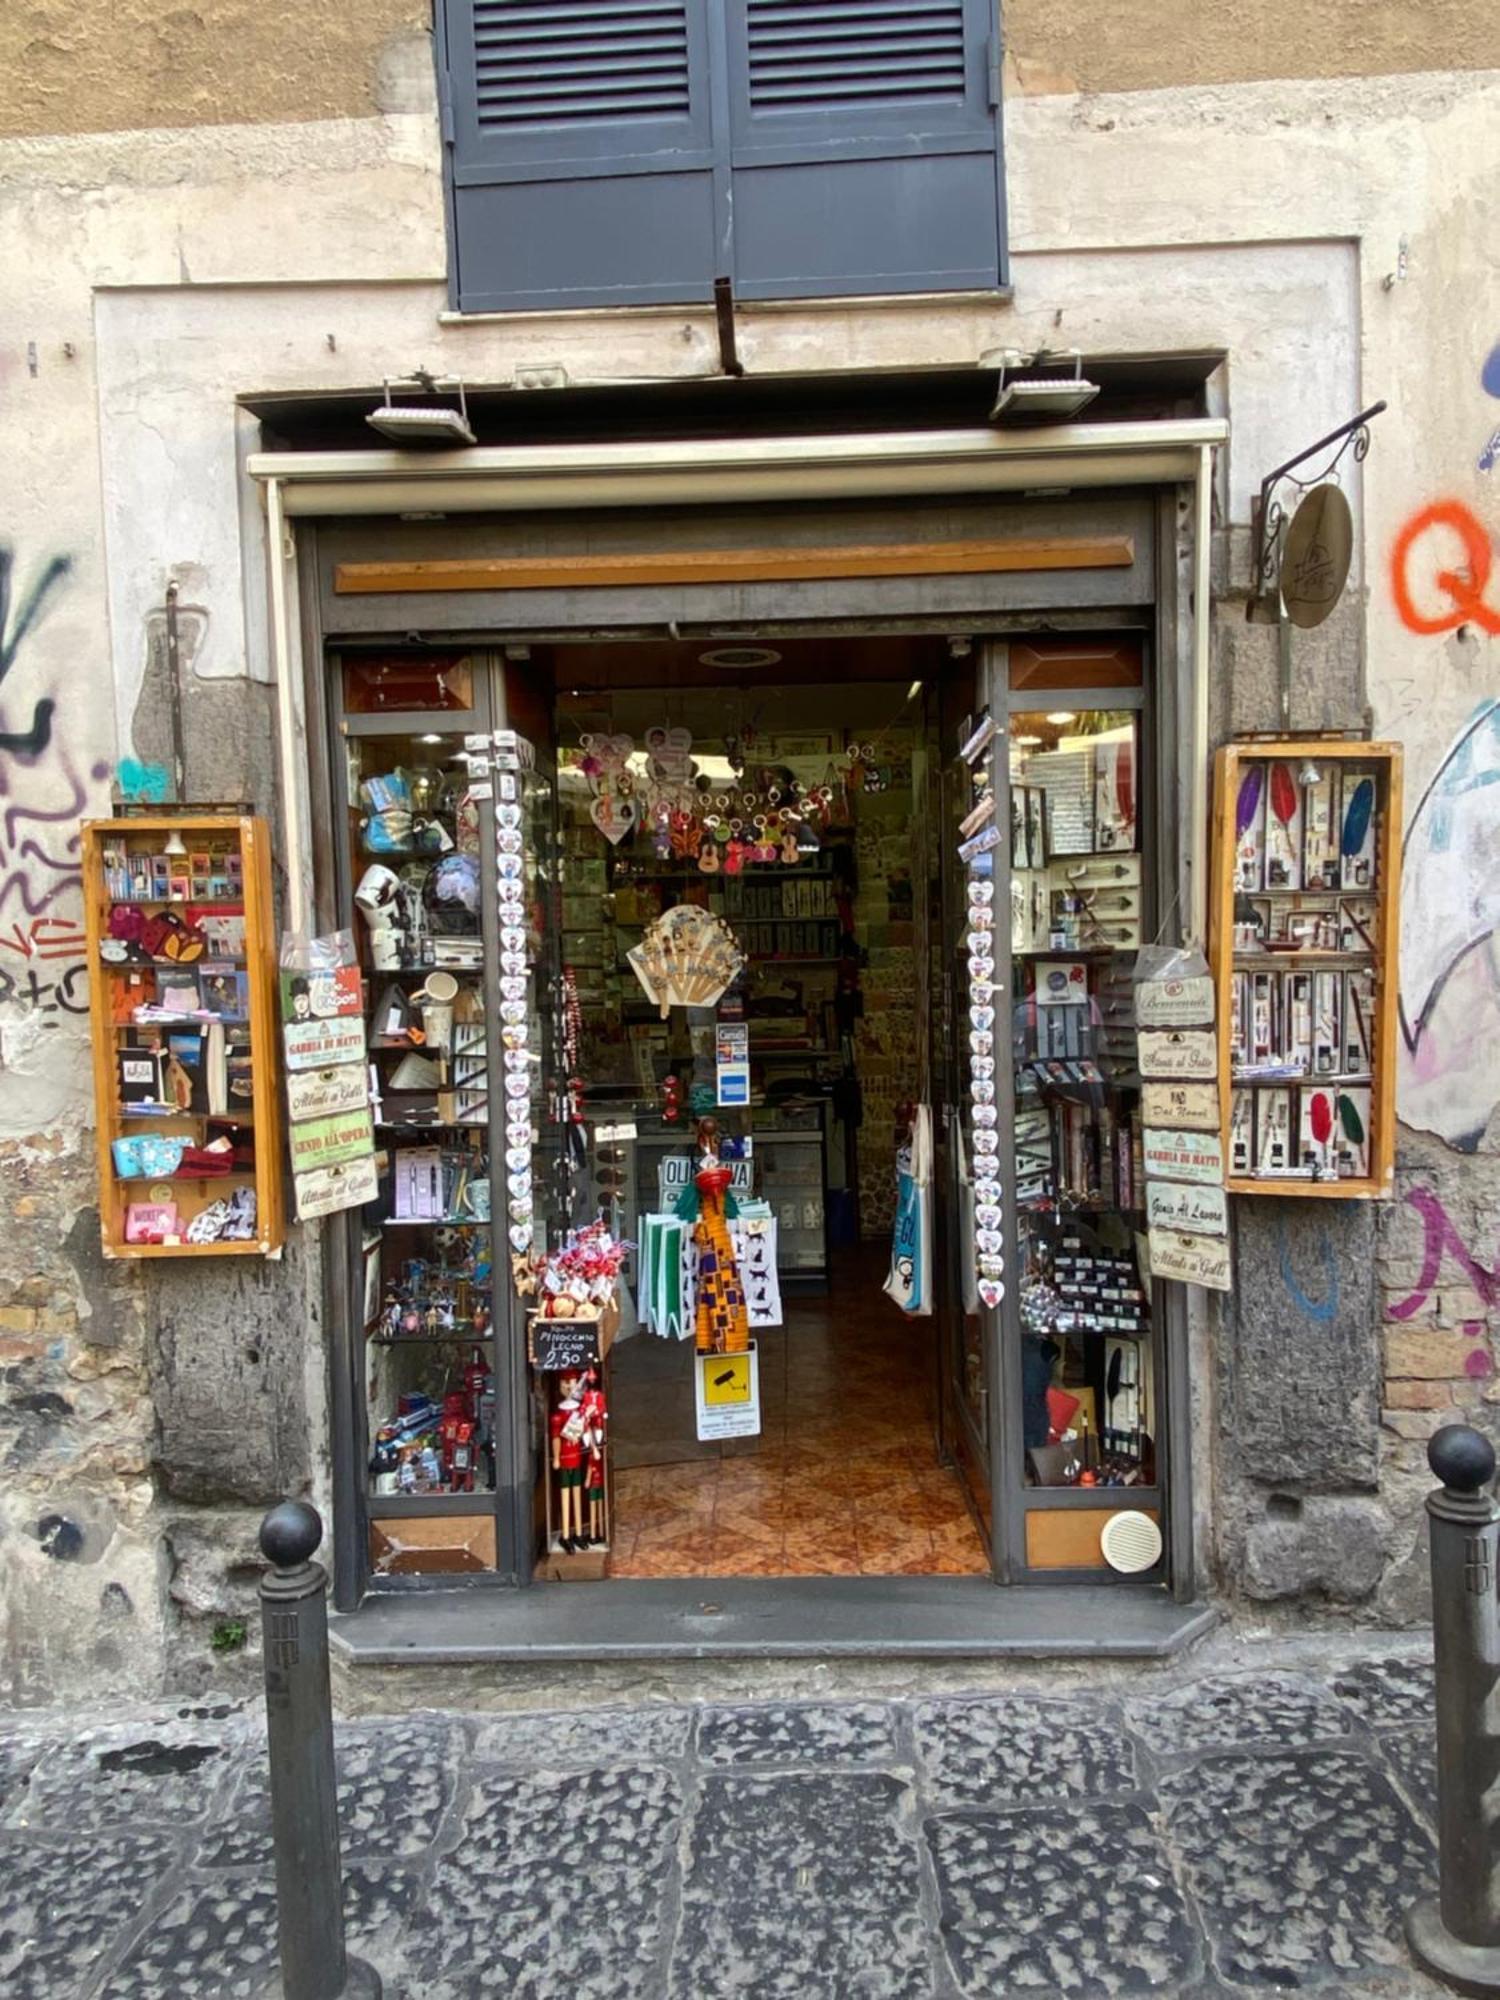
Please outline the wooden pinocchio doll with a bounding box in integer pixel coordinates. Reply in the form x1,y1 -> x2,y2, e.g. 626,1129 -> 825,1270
549,1370 -> 588,1553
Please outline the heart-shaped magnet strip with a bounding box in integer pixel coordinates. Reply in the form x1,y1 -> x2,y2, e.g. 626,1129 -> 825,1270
973,1130 -> 999,1155
500,975 -> 528,999
500,926 -> 526,952
504,1048 -> 532,1073
970,1005 -> 995,1031
970,1032 -> 994,1057
496,829 -> 523,856
967,906 -> 994,932
509,1222 -> 533,1252
978,1278 -> 1005,1309
972,1103 -> 998,1129
501,999 -> 527,1025
501,951 -> 527,976
502,1026 -> 529,1051
976,1203 -> 1002,1229
971,1079 -> 995,1104
507,1126 -> 532,1151
978,1253 -> 1005,1278
497,802 -> 522,829
977,1227 -> 1003,1254
497,854 -> 524,880
505,1074 -> 530,1099
968,878 -> 994,904
967,956 -> 995,983
505,1146 -> 531,1173
974,1180 -> 1001,1207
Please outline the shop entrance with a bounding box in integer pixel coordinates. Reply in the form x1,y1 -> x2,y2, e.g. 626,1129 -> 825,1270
544,635 -> 986,1578
323,623 -> 1175,1598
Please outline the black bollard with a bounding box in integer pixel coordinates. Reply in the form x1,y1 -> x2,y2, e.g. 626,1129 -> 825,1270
1406,1425 -> 1500,1997
259,1501 -> 382,2000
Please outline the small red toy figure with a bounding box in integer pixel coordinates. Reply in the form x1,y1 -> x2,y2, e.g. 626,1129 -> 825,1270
579,1366 -> 609,1548
661,1072 -> 682,1124
550,1370 -> 588,1552
440,1392 -> 477,1494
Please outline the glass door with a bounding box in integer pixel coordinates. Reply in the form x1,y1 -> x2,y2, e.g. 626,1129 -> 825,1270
330,655 -> 515,1581
933,649 -> 1006,1561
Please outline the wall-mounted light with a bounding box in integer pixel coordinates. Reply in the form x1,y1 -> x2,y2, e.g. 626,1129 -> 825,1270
367,371 -> 476,447
1045,710 -> 1077,725
987,349 -> 1100,426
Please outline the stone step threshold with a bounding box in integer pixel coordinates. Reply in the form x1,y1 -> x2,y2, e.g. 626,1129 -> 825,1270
331,1576 -> 1216,1666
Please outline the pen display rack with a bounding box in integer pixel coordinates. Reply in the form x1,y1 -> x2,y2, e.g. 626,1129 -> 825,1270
1209,742 -> 1401,1199
81,815 -> 284,1256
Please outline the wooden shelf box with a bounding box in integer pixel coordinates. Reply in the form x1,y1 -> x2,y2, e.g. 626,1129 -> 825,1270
81,815 -> 285,1256
1209,741 -> 1402,1200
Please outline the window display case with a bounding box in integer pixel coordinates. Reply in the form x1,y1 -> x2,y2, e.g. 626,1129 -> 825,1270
81,813 -> 284,1258
1209,739 -> 1402,1198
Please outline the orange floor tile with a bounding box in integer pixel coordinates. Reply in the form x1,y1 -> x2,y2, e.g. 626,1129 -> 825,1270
607,1250 -> 990,1579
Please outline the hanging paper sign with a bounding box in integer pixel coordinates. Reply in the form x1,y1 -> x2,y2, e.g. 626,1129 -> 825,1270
1134,976 -> 1215,1028
286,1064 -> 370,1122
695,1342 -> 761,1441
293,1154 -> 380,1222
735,1219 -> 783,1328
1148,1226 -> 1232,1291
1141,1080 -> 1221,1133
1146,1181 -> 1229,1237
280,963 -> 362,1022
283,1015 -> 367,1072
289,1108 -> 375,1175
1143,1128 -> 1225,1185
1138,1028 -> 1218,1080
716,1020 -> 750,1107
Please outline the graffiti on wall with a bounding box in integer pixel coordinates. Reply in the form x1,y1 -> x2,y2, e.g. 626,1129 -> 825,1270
1389,500 -> 1500,637
0,547 -> 110,1086
1398,698 -> 1500,1147
1387,1186 -> 1499,1345
1479,342 -> 1500,475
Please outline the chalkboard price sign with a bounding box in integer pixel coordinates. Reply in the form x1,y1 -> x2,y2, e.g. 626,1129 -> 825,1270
528,1316 -> 601,1374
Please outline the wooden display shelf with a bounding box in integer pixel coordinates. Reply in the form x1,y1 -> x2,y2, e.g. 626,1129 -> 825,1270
82,815 -> 285,1257
1209,741 -> 1401,1200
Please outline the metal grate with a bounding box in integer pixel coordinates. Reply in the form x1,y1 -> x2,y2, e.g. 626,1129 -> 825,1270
745,0 -> 968,112
472,0 -> 691,127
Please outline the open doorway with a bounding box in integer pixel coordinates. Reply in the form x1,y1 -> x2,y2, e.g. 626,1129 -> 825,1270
541,636 -> 989,1579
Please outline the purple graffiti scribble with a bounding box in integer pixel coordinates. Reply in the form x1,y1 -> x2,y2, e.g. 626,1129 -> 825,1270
1387,1185 -> 1500,1321
1483,343 -> 1500,399
0,747 -> 89,923
1480,427 -> 1500,476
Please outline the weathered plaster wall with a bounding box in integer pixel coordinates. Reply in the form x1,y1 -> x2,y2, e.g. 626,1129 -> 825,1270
1005,0 -> 1500,95
0,2 -> 428,136
0,39 -> 1497,1691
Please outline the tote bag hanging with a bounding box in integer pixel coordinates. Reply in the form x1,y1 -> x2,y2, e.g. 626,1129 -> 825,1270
884,1105 -> 934,1316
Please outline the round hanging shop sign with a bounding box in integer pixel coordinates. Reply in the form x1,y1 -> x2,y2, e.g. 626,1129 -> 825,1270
1280,483 -> 1353,629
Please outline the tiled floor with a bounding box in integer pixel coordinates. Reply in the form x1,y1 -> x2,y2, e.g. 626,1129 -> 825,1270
608,1254 -> 990,1578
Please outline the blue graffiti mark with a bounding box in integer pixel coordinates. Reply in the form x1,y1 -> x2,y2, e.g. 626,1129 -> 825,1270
0,548 -> 70,759
1483,342 -> 1500,399
1480,427 -> 1500,476
1277,1212 -> 1340,1323
117,757 -> 170,804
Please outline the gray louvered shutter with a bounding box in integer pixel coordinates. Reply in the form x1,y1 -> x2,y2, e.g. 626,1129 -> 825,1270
724,0 -> 1005,298
442,0 -> 719,311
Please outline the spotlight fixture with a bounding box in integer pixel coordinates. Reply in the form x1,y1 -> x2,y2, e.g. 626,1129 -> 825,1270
163,827 -> 187,857
366,371 -> 476,447
698,646 -> 781,670
988,349 -> 1100,426
1045,711 -> 1077,725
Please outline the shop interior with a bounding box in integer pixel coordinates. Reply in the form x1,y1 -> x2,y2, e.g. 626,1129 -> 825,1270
343,634 -> 1160,1583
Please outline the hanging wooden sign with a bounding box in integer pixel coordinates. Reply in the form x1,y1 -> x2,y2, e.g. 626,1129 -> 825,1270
1280,484 -> 1353,630
1138,1028 -> 1218,1080
1141,1080 -> 1221,1132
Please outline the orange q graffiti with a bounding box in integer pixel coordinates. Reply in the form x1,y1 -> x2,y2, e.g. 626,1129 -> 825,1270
1389,499 -> 1500,636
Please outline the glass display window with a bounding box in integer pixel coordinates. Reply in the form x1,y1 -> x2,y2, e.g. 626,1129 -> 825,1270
1004,705 -> 1162,1561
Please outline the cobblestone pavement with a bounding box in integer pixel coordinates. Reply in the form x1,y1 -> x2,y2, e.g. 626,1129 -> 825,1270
0,1651 -> 1446,1999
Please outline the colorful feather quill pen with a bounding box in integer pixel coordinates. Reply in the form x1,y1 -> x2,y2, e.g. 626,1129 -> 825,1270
1235,765 -> 1264,839
1337,1092 -> 1366,1144
1341,777 -> 1374,857
1270,762 -> 1298,830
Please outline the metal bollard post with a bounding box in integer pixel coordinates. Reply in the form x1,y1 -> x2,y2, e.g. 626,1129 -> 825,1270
1406,1425 -> 1500,1997
259,1501 -> 382,2000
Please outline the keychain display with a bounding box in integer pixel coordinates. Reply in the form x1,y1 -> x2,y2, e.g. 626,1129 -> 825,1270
961,737 -> 1005,1312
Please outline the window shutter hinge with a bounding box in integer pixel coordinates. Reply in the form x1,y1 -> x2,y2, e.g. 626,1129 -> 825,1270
439,92 -> 455,147
987,34 -> 1002,108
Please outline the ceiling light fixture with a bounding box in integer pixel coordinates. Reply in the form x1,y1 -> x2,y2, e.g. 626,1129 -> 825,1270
366,371 -> 476,447
698,646 -> 781,670
987,349 -> 1101,426
1045,710 -> 1077,725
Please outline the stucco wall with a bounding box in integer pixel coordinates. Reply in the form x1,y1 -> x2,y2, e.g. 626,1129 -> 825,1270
0,1 -> 429,136
0,40 -> 1497,1694
3,2 -> 1497,137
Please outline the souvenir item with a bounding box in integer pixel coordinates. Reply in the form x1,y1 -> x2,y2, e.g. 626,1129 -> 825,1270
628,905 -> 745,1016
685,1119 -> 750,1355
